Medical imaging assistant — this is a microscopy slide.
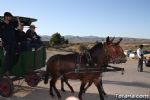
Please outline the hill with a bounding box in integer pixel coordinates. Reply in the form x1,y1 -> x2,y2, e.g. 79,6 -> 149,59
41,35 -> 150,44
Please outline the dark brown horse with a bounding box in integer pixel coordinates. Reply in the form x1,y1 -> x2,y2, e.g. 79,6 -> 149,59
60,37 -> 126,99
44,37 -> 126,100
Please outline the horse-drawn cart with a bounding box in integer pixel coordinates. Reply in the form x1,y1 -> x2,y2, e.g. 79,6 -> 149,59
0,47 -> 46,97
0,17 -> 46,97
0,16 -> 126,100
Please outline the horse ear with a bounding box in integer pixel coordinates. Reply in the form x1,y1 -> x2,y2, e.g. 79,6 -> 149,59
115,38 -> 123,45
106,36 -> 110,43
110,37 -> 115,42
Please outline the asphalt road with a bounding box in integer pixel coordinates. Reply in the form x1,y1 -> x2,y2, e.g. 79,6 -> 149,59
0,51 -> 150,100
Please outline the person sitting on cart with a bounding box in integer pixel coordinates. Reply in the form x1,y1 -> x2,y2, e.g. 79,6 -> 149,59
0,38 -> 3,50
15,23 -> 27,52
25,25 -> 43,50
0,12 -> 21,74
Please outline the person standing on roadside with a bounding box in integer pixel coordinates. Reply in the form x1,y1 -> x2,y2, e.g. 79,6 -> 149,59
137,44 -> 144,72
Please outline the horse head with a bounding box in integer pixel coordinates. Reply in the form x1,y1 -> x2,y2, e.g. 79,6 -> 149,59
89,41 -> 107,65
104,37 -> 127,64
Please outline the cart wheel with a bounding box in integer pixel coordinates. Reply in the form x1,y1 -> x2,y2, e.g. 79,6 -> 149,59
0,78 -> 14,97
25,72 -> 40,87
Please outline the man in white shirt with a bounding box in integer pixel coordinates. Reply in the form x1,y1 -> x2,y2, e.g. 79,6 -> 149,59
137,45 -> 144,72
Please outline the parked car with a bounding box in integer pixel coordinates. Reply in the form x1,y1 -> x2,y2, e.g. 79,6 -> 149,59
129,51 -> 137,59
124,49 -> 132,57
144,53 -> 150,67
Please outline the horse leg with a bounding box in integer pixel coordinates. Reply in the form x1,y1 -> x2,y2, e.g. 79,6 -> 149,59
49,79 -> 55,97
94,79 -> 104,100
83,81 -> 92,93
61,77 -> 65,92
61,76 -> 74,93
65,79 -> 75,93
50,76 -> 61,98
78,81 -> 86,100
100,79 -> 107,95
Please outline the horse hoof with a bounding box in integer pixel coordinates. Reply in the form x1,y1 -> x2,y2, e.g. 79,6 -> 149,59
58,96 -> 62,99
58,98 -> 62,100
104,93 -> 108,97
71,90 -> 75,93
82,90 -> 86,94
61,89 -> 66,92
104,94 -> 108,97
49,92 -> 55,97
51,95 -> 55,98
79,98 -> 82,100
103,92 -> 107,96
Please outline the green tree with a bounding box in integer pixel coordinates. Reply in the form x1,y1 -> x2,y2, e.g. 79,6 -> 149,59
49,32 -> 69,46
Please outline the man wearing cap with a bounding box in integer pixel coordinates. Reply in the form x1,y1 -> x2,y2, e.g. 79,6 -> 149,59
25,25 -> 42,50
0,12 -> 21,74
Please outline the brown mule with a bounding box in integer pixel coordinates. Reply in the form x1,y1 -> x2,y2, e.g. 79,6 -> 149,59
44,37 -> 126,100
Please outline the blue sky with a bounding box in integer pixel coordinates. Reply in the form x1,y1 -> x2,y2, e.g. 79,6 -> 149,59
0,0 -> 150,38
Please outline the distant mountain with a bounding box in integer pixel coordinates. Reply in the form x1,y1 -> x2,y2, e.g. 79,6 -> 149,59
41,35 -> 150,43
41,35 -> 51,41
64,35 -> 104,43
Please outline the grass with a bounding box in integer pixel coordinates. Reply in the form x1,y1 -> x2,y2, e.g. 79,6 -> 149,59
121,43 -> 150,51
47,43 -> 150,52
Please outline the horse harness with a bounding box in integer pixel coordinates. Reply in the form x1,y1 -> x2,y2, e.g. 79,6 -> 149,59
75,50 -> 95,73
73,42 -> 124,74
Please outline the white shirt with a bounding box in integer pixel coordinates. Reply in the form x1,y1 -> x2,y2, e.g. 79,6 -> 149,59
137,48 -> 143,58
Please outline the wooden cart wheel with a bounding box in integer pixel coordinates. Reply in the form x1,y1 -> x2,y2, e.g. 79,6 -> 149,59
0,78 -> 14,97
25,72 -> 40,87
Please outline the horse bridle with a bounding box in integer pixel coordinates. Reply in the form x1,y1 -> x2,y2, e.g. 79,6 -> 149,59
102,43 -> 111,64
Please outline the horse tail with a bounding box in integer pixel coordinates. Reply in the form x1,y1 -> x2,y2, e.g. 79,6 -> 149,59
44,55 -> 58,84
44,70 -> 49,84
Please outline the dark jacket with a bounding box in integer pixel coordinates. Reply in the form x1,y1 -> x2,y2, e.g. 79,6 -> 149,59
15,30 -> 26,43
0,21 -> 17,47
25,29 -> 40,41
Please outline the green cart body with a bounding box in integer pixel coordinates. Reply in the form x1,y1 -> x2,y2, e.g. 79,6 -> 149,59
0,47 -> 46,77
0,47 -> 46,97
